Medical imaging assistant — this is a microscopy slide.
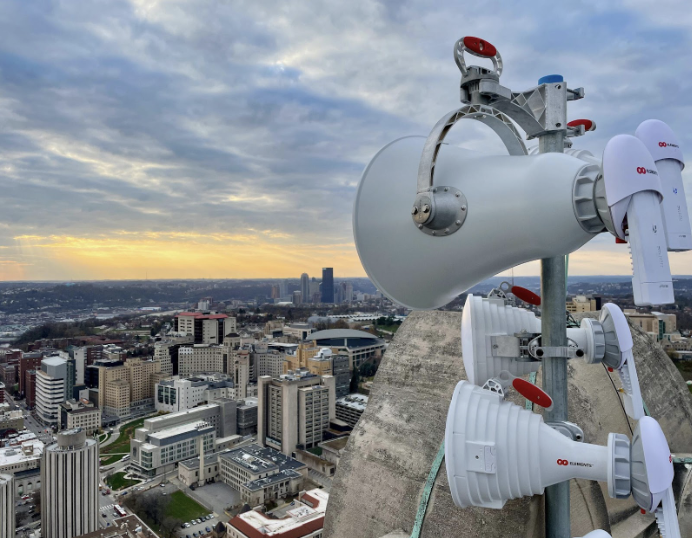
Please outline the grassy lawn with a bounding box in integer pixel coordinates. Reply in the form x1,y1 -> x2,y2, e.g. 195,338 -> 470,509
106,472 -> 140,491
375,324 -> 400,333
166,491 -> 208,522
101,454 -> 127,466
101,417 -> 146,457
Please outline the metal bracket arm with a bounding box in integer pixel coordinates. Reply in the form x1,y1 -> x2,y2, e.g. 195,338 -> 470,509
412,104 -> 527,237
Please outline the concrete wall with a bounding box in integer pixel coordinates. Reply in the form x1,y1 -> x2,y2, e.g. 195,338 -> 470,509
323,310 -> 692,538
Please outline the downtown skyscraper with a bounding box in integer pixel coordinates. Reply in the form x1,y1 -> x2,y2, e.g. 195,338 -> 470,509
321,268 -> 334,303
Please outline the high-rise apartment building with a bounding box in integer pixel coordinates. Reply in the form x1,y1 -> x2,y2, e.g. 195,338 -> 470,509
41,429 -> 99,538
178,344 -> 228,376
125,358 -> 161,414
174,313 -> 236,344
257,371 -> 336,456
35,357 -> 69,426
97,362 -> 129,418
0,474 -> 13,538
300,273 -> 310,303
18,352 -> 43,396
253,345 -> 285,379
321,268 -> 334,304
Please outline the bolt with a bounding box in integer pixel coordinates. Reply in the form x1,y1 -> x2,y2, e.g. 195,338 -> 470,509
461,205 -> 467,211
445,228 -> 449,234
444,187 -> 449,192
417,224 -> 423,229
455,193 -> 460,198
432,188 -> 437,193
422,205 -> 430,214
456,220 -> 461,225
431,231 -> 436,236
411,207 -> 418,215
653,225 -> 657,233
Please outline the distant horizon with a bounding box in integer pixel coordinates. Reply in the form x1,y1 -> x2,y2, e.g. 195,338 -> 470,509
1,274 -> 692,284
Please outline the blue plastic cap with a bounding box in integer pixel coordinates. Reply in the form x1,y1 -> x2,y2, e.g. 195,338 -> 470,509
538,74 -> 564,85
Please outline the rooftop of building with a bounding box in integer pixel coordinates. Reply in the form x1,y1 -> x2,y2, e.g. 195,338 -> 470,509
74,515 -> 148,538
228,488 -> 328,536
145,403 -> 218,426
148,421 -> 212,441
219,443 -> 305,475
243,469 -> 303,491
238,397 -> 258,409
42,356 -> 67,367
176,312 -> 228,319
336,393 -> 369,411
305,329 -> 384,343
0,439 -> 44,465
179,452 -> 219,470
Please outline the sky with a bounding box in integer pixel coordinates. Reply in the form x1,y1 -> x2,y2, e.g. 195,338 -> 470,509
0,0 -> 691,281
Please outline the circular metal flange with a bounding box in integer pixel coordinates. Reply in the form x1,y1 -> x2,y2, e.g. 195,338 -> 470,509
412,186 -> 468,236
413,104 -> 527,237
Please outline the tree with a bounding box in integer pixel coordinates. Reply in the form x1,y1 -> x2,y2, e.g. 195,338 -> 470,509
160,516 -> 183,538
350,368 -> 360,393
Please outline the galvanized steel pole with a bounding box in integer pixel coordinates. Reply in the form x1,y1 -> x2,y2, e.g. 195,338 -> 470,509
538,75 -> 570,538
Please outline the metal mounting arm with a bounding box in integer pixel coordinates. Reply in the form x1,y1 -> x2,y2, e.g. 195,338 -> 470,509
412,104 -> 527,236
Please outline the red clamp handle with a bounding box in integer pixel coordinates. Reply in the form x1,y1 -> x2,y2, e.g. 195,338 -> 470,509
462,36 -> 497,58
513,378 -> 553,410
567,119 -> 597,132
511,285 -> 541,306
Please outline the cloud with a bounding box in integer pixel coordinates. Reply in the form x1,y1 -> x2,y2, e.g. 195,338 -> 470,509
0,0 -> 690,281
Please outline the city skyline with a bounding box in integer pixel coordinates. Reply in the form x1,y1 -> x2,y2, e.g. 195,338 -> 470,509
0,2 -> 691,281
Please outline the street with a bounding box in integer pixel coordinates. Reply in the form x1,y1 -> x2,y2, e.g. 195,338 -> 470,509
3,392 -> 54,445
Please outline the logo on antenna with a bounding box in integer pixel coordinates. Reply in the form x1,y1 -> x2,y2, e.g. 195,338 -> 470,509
659,141 -> 679,148
636,167 -> 658,175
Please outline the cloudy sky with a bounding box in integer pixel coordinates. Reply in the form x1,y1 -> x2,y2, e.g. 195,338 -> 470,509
0,0 -> 691,281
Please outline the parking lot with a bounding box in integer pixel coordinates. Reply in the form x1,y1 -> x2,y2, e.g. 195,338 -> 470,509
176,513 -> 218,538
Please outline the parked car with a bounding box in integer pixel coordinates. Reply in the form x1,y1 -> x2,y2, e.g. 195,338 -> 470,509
193,532 -> 198,537
159,483 -> 166,488
205,527 -> 211,533
183,523 -> 191,528
102,514 -> 107,518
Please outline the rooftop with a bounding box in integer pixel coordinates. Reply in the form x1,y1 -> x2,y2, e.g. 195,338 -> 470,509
176,312 -> 227,319
42,356 -> 67,367
229,489 -> 327,537
0,439 -> 44,466
179,452 -> 219,470
148,421 -> 212,441
306,329 -> 383,342
336,393 -> 369,411
219,443 -> 305,475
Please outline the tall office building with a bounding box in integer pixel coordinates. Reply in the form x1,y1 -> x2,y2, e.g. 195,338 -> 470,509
278,280 -> 287,298
321,267 -> 334,304
0,473 -> 13,538
300,273 -> 310,303
35,357 -> 69,426
257,371 -> 336,456
41,429 -> 99,538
